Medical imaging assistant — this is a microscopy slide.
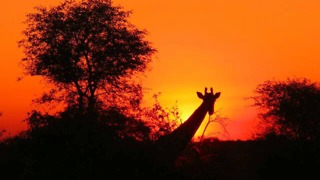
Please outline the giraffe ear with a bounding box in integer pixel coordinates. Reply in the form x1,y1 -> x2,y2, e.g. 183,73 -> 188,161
215,92 -> 221,98
197,92 -> 204,99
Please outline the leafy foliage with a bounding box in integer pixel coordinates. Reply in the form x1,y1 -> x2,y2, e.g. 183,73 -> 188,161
0,110 -> 150,179
19,0 -> 156,112
137,93 -> 181,141
25,92 -> 182,142
18,0 -> 180,140
251,78 -> 320,140
0,103 -> 183,179
24,108 -> 151,142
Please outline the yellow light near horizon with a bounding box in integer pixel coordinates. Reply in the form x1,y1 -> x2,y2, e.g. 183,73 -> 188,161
161,91 -> 228,140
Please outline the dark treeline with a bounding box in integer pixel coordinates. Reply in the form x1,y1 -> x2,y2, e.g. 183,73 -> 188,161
0,107 -> 177,179
179,139 -> 320,179
1,119 -> 320,179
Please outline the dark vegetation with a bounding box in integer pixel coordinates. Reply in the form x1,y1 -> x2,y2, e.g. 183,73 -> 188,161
178,139 -> 320,179
251,78 -> 320,141
0,108 -> 170,179
1,0 -> 320,179
1,120 -> 319,179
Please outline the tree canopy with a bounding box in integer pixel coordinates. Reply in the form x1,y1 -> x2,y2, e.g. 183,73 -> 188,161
19,0 -> 156,113
251,78 -> 320,140
18,0 -> 182,142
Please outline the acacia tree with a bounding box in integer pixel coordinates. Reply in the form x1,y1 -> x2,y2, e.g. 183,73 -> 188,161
251,78 -> 320,140
19,0 -> 156,113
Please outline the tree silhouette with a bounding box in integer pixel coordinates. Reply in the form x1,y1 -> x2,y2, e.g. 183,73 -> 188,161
19,0 -> 156,113
138,93 -> 181,141
199,113 -> 229,143
251,78 -> 320,140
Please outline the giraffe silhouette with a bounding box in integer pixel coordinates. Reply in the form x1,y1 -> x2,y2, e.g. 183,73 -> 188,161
151,87 -> 221,174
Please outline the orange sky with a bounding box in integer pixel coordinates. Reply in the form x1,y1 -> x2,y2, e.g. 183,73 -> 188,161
1,0 -> 320,140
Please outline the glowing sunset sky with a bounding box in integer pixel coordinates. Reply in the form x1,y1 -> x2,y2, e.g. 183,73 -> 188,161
1,0 -> 320,140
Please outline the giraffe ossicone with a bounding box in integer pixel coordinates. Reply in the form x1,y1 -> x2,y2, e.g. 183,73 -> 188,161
197,87 -> 221,115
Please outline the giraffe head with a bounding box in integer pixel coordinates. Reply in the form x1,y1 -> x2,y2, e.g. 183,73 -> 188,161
197,87 -> 221,115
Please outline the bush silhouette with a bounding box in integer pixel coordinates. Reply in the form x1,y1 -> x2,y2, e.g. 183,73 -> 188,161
0,108 -> 161,179
251,78 -> 320,140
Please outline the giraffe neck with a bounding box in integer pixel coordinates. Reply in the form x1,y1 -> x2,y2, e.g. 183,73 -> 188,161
154,101 -> 208,163
170,101 -> 208,142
